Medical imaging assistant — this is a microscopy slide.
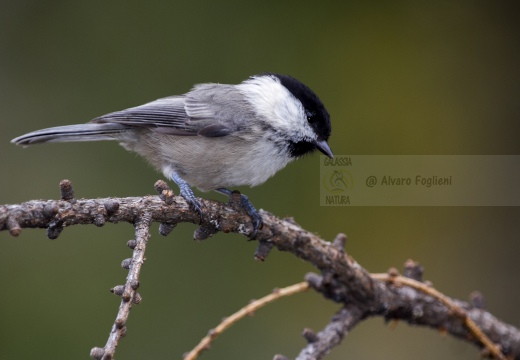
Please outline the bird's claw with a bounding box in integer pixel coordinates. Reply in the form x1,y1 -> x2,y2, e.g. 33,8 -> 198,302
182,193 -> 203,224
239,194 -> 262,238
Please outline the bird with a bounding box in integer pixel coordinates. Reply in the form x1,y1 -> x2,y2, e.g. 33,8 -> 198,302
11,73 -> 333,236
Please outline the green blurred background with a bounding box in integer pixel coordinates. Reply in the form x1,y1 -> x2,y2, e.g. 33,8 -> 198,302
1,1 -> 519,359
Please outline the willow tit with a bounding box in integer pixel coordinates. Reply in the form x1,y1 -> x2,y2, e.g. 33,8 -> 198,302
12,73 -> 333,235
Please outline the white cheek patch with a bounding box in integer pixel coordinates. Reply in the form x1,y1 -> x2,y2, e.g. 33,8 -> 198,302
237,76 -> 316,141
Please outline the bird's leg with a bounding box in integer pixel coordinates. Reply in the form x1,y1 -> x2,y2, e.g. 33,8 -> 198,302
170,172 -> 203,222
216,188 -> 263,238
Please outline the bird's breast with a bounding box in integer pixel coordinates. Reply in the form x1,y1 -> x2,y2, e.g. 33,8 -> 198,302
125,131 -> 292,192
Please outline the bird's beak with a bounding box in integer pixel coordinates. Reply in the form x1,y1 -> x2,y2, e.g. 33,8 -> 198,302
314,140 -> 334,158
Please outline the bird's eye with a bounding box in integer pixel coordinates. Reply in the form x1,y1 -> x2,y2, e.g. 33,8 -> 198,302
305,110 -> 316,122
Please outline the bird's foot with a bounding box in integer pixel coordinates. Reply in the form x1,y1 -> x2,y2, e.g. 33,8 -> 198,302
170,172 -> 203,223
216,188 -> 263,238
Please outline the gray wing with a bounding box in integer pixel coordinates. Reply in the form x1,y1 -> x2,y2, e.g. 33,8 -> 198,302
91,83 -> 250,137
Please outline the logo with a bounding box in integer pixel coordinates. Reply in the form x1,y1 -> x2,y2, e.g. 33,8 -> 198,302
322,169 -> 353,194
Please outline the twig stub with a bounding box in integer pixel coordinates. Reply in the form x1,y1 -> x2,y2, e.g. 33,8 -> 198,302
59,179 -> 75,202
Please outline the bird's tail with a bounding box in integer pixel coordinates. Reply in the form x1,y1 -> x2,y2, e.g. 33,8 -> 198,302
11,123 -> 128,146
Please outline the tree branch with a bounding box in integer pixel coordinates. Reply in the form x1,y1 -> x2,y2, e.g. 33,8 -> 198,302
1,180 -> 519,359
91,212 -> 151,360
295,304 -> 364,360
184,282 -> 310,360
